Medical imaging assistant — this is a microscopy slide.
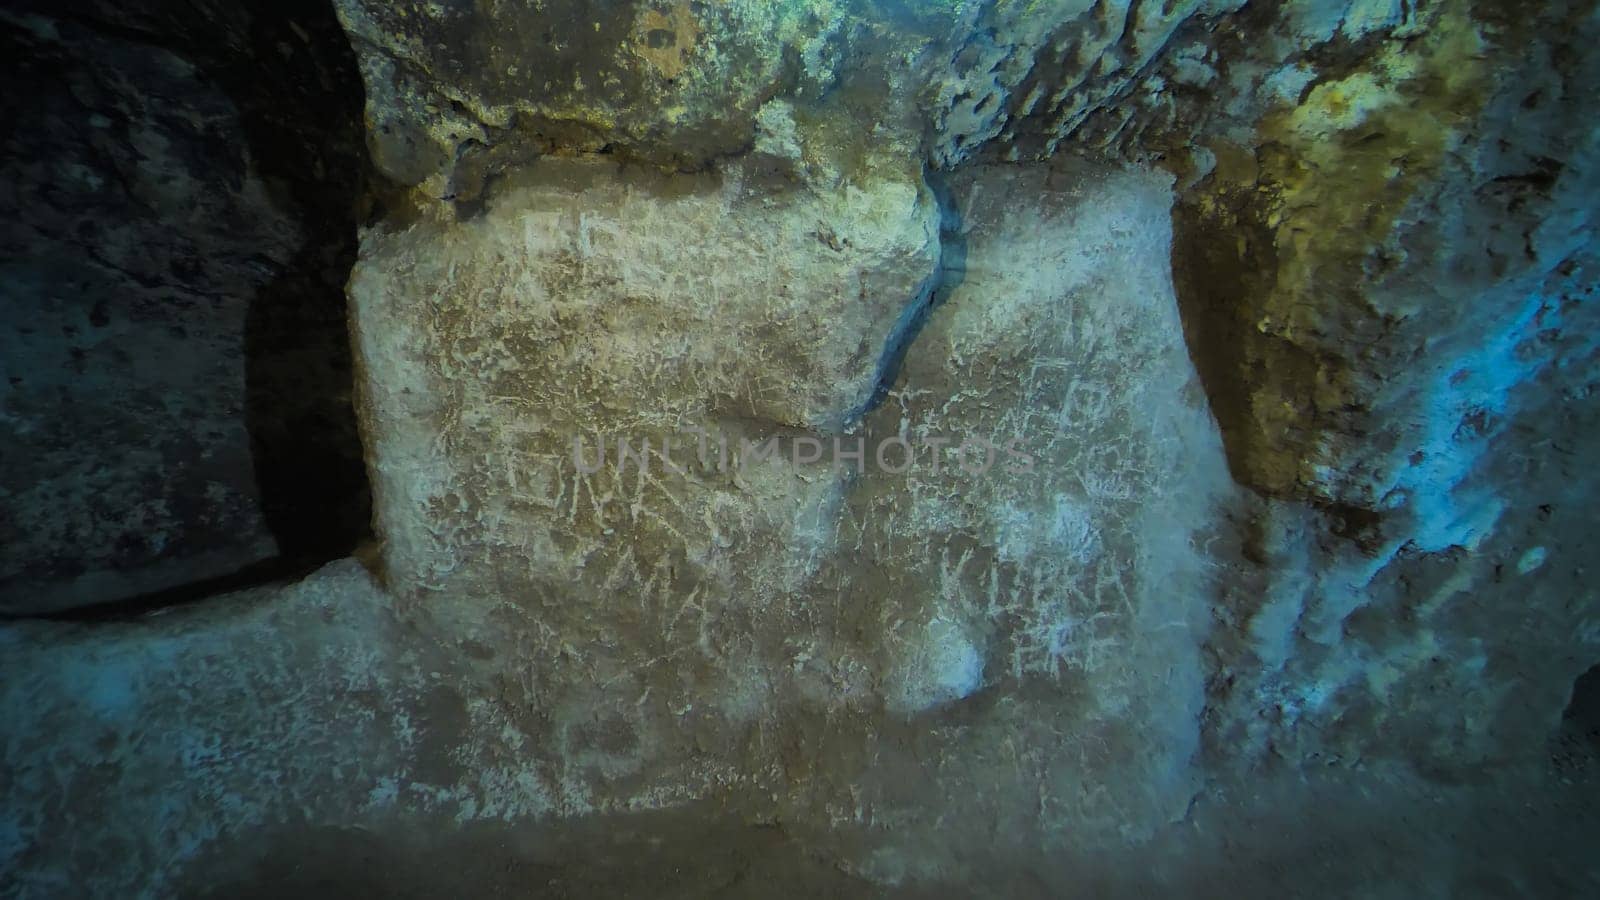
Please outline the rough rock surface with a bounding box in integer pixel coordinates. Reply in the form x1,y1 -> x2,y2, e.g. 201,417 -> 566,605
331,0 -> 1250,193
333,0 -> 1600,782
345,156 -> 1228,851
0,0 -> 374,616
4,0 -> 1600,895
6,562 -> 1597,897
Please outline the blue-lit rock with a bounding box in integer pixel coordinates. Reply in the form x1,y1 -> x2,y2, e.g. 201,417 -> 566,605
2,0 -> 1599,895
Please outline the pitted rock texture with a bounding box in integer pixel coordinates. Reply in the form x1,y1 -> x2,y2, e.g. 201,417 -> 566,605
0,0 -> 376,616
4,0 -> 1600,895
4,156 -> 1598,896
347,157 -> 1230,856
1165,0 -> 1600,524
2,159 -> 1237,893
331,0 -> 1249,195
329,0 -> 1600,865
5,566 -> 1597,898
349,156 -> 940,589
0,560 -> 452,896
331,0 -> 1600,546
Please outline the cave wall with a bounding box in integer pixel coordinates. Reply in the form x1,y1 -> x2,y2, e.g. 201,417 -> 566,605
3,0 -> 1600,895
345,153 -> 1230,841
0,0 -> 373,617
330,0 -> 1600,779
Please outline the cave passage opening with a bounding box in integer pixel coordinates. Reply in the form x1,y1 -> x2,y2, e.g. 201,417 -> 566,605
0,0 -> 379,619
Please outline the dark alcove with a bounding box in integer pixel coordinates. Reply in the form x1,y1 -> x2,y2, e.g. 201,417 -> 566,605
0,0 -> 377,617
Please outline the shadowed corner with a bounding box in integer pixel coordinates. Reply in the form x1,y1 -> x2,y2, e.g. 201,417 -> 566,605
235,0 -> 376,586
0,0 -> 377,621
